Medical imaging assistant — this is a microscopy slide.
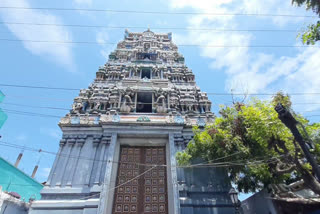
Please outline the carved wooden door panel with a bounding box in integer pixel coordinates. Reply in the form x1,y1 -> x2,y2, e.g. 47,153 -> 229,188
112,146 -> 168,214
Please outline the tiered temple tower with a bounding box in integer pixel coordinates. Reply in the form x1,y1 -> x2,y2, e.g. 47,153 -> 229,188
29,30 -> 235,214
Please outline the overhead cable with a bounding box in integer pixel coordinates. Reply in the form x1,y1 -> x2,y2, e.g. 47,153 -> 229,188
0,38 -> 319,48
0,21 -> 300,32
2,108 -> 61,118
0,6 -> 316,18
0,140 -> 283,168
0,83 -> 79,91
1,102 -> 69,111
78,166 -> 157,200
3,83 -> 320,96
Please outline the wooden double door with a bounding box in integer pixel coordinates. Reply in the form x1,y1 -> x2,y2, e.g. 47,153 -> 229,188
112,146 -> 168,214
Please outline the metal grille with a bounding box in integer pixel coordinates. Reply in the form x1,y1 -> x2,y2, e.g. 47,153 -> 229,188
112,146 -> 168,214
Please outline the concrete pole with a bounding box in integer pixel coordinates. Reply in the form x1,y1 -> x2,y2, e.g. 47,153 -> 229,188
31,165 -> 38,178
14,153 -> 23,167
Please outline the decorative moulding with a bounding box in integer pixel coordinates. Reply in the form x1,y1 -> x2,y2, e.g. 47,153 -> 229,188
174,115 -> 184,124
136,116 -> 151,122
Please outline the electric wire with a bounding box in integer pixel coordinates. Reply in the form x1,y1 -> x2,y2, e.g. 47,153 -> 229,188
4,94 -> 72,101
2,104 -> 320,119
0,140 -> 166,167
0,83 -> 79,91
0,21 -> 301,32
0,6 -> 316,18
0,156 -> 281,199
78,165 -> 157,200
0,139 -> 290,198
2,108 -> 62,118
3,83 -> 320,96
1,38 -> 318,48
186,150 -> 244,167
1,102 -> 69,111
0,140 -> 284,168
77,155 -> 282,201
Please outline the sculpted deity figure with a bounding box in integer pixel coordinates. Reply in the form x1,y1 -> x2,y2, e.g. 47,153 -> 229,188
131,66 -> 139,78
94,102 -> 101,110
120,87 -> 134,113
72,102 -> 83,114
185,115 -> 192,126
169,86 -> 180,111
109,85 -> 120,109
91,101 -> 101,114
152,67 -> 160,79
155,88 -> 167,113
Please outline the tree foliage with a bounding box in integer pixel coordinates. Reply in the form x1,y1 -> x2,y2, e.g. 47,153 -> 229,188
300,21 -> 320,45
177,93 -> 320,195
292,0 -> 320,14
292,0 -> 320,44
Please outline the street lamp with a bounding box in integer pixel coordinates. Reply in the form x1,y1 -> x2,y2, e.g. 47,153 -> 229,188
229,187 -> 240,214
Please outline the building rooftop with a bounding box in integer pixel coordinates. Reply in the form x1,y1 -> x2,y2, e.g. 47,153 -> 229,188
0,157 -> 43,201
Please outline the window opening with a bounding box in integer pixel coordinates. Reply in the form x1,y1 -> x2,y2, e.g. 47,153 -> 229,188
136,92 -> 152,113
141,69 -> 151,79
144,43 -> 151,51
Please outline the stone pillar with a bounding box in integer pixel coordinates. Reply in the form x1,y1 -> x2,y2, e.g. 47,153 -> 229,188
97,133 -> 117,214
46,138 -> 66,187
173,134 -> 185,183
56,138 -> 75,186
169,133 -> 180,214
94,135 -> 111,185
85,135 -> 101,186
73,136 -> 94,187
69,136 -> 86,186
61,138 -> 76,187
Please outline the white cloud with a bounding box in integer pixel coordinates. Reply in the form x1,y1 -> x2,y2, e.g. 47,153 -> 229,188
15,133 -> 27,141
240,0 -> 300,26
96,30 -> 109,44
170,0 -> 305,26
0,0 -> 74,69
39,167 -> 51,178
170,0 -> 233,10
168,0 -> 320,113
40,128 -> 62,140
96,30 -> 112,60
73,0 -> 93,7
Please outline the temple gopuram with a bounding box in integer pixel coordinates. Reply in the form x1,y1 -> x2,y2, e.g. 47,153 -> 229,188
29,29 -> 235,214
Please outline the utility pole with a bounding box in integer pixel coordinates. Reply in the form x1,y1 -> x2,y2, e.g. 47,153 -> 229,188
275,103 -> 320,181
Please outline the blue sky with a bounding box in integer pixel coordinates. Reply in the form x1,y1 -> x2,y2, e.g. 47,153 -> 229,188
0,0 -> 319,200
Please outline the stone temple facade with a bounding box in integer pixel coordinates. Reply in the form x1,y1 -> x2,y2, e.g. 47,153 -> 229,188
29,30 -> 235,214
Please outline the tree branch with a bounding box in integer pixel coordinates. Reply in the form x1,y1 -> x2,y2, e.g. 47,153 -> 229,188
275,163 -> 295,174
294,159 -> 320,195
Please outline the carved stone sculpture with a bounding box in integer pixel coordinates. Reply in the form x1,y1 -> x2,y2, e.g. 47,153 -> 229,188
72,102 -> 83,114
120,87 -> 134,113
155,88 -> 167,113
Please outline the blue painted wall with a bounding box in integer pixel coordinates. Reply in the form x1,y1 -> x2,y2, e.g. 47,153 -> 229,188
0,157 -> 43,201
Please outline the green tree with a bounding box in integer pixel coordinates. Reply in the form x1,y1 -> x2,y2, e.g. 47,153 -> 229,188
292,0 -> 320,44
177,93 -> 320,195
